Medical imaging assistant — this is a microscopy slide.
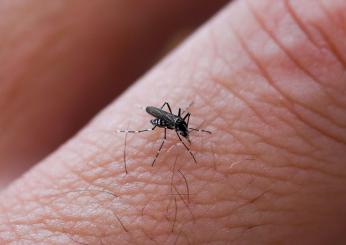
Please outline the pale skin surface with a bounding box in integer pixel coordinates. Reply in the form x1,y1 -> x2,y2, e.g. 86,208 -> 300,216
0,0 -> 227,187
1,0 -> 346,244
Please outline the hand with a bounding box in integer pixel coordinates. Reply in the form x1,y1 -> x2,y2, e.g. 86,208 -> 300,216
1,0 -> 345,244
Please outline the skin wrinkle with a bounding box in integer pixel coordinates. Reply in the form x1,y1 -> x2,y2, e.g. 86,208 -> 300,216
256,99 -> 345,167
59,219 -> 125,243
223,214 -> 316,238
69,163 -> 113,188
201,189 -> 273,221
283,0 -> 320,48
222,157 -> 342,203
318,0 -> 346,37
247,0 -> 345,128
12,173 -> 128,241
43,219 -> 101,239
282,1 -> 345,110
276,154 -> 345,181
312,23 -> 346,78
9,199 -> 87,228
276,148 -> 346,179
189,169 -> 284,208
245,0 -> 346,143
298,1 -> 346,90
207,29 -> 276,128
283,1 -> 344,108
230,3 -> 346,147
231,224 -> 293,245
191,88 -> 219,128
314,1 -> 346,70
60,136 -> 150,184
212,76 -> 270,126
201,69 -> 255,138
230,123 -> 314,157
220,34 -> 324,160
75,157 -> 126,187
50,156 -> 120,196
218,170 -> 291,187
263,105 -> 317,149
217,129 -> 256,160
173,229 -> 191,245
329,1 -> 346,26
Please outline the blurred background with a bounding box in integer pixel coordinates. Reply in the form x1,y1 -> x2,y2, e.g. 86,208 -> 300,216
0,0 -> 229,188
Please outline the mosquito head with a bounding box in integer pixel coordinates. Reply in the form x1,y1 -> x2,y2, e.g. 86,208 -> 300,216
175,119 -> 190,141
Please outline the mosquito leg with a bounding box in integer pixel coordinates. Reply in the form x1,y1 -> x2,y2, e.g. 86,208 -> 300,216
183,112 -> 191,126
152,128 -> 167,166
123,131 -> 128,174
189,128 -> 212,134
161,102 -> 173,114
175,131 -> 197,164
117,126 -> 156,173
116,127 -> 156,134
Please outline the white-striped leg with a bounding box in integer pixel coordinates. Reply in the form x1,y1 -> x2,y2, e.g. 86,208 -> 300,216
175,131 -> 197,164
117,126 -> 156,174
189,128 -> 212,134
152,128 -> 167,166
124,130 -> 129,174
117,126 -> 156,134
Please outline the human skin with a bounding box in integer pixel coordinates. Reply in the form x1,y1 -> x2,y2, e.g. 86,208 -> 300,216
1,0 -> 346,244
0,0 -> 228,187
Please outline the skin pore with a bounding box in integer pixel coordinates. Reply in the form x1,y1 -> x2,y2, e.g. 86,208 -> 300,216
1,0 -> 346,244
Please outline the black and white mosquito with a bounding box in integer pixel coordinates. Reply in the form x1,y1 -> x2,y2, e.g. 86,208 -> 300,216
117,102 -> 211,170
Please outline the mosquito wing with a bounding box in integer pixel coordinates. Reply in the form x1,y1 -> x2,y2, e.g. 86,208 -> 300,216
146,106 -> 176,126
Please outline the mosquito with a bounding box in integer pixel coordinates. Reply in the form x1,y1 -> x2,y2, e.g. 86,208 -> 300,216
117,102 -> 211,167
